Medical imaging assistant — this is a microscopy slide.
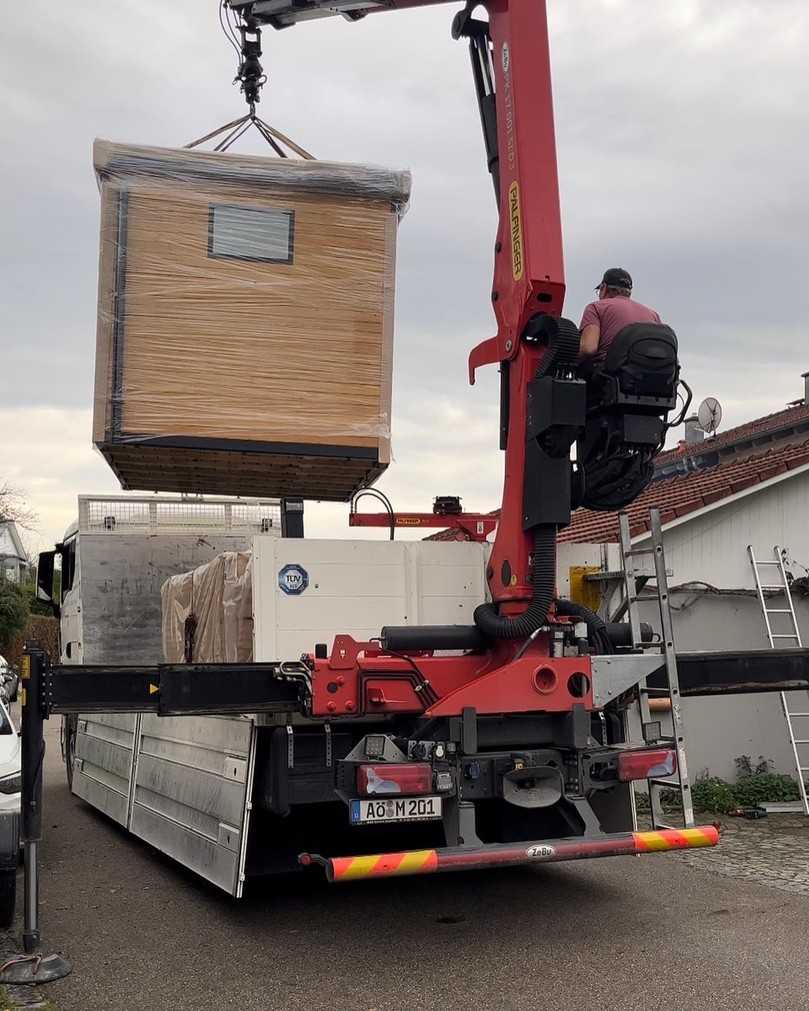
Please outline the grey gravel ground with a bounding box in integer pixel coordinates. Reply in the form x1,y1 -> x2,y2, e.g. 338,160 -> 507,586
678,810 -> 809,894
5,722 -> 809,1011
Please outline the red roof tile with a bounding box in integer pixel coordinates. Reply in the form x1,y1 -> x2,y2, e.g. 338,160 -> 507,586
657,401 -> 809,467
558,435 -> 809,543
429,401 -> 809,546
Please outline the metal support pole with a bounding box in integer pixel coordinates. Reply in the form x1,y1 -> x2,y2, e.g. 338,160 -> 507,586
0,646 -> 72,984
20,645 -> 45,953
281,498 -> 305,538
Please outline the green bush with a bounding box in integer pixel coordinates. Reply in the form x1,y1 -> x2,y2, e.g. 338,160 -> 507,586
689,758 -> 801,814
0,578 -> 29,652
733,773 -> 799,807
691,776 -> 737,814
22,580 -> 55,617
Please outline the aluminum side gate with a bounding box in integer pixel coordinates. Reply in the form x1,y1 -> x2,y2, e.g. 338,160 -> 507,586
129,714 -> 257,896
71,714 -> 139,828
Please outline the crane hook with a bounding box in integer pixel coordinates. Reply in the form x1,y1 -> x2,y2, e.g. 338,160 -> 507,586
236,15 -> 266,111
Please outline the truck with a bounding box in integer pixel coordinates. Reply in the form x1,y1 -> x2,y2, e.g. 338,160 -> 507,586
40,494 -> 493,895
10,0 -> 738,972
34,491 -> 716,900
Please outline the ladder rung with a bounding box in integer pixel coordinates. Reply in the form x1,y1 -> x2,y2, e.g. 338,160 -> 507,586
788,713 -> 809,717
765,609 -> 794,614
791,740 -> 809,744
755,560 -> 782,566
648,778 -> 679,788
652,822 -> 679,831
771,634 -> 800,639
799,767 -> 809,772
760,585 -> 786,590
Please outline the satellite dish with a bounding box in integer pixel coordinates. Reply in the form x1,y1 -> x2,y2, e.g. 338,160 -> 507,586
697,396 -> 723,434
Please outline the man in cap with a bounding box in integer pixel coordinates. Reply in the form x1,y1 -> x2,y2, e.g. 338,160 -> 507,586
578,268 -> 662,364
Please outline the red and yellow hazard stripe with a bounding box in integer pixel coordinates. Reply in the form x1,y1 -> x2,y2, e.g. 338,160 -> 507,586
633,826 -> 719,852
329,849 -> 438,881
306,824 -> 720,883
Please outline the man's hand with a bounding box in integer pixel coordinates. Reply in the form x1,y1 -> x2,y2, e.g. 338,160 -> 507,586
579,323 -> 600,357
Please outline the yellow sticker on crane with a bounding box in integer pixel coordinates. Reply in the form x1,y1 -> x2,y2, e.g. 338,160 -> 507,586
20,656 -> 30,680
148,683 -> 159,696
19,687 -> 26,709
508,181 -> 524,281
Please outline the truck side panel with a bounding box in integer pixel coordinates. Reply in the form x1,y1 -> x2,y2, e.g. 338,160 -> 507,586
71,531 -> 258,867
129,715 -> 255,896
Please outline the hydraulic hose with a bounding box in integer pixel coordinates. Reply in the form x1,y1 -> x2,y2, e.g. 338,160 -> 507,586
554,598 -> 614,655
473,525 -> 557,640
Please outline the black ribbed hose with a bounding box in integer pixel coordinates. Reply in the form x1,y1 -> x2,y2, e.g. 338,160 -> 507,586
554,598 -> 615,655
473,525 -> 557,640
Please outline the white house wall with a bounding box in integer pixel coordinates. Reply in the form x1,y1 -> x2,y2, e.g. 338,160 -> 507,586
633,470 -> 809,781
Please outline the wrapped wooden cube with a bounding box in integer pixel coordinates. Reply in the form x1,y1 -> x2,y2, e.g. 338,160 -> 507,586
91,139 -> 410,500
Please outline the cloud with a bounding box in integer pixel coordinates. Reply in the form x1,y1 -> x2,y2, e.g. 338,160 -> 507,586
0,408 -> 120,554
1,397 -> 503,555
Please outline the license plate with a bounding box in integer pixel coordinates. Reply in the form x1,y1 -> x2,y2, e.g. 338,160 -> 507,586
350,795 -> 442,825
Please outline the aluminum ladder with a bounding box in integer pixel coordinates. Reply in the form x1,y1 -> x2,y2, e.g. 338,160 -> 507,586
748,544 -> 809,815
618,508 -> 695,830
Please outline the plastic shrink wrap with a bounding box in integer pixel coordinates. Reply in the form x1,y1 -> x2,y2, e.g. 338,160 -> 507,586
92,139 -> 411,500
161,551 -> 253,663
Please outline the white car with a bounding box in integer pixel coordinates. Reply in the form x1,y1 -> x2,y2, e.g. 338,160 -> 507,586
0,694 -> 20,928
0,654 -> 18,705
0,699 -> 20,817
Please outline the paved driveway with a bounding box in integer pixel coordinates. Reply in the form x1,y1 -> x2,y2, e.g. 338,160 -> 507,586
7,722 -> 809,1010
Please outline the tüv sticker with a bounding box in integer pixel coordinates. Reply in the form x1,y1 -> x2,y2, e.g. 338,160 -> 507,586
525,844 -> 556,860
278,563 -> 309,596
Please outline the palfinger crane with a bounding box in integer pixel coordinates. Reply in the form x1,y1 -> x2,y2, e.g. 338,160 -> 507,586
11,0 -> 731,980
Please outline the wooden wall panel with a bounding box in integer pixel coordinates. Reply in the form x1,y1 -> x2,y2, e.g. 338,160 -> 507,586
109,180 -> 393,448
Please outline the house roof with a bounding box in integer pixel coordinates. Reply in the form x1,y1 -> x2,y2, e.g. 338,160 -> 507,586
558,434 -> 809,543
428,399 -> 809,546
0,521 -> 27,563
656,401 -> 809,471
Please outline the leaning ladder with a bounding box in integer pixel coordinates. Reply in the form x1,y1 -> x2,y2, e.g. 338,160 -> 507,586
748,545 -> 809,815
618,508 -> 695,830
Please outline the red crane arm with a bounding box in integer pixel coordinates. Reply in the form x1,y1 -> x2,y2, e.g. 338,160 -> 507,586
237,0 -> 565,609
240,0 -> 566,606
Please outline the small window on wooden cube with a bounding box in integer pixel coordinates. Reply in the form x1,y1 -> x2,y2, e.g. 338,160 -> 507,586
208,204 -> 294,264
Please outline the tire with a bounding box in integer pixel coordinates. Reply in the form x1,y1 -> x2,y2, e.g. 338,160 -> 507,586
63,714 -> 78,791
0,869 -> 15,929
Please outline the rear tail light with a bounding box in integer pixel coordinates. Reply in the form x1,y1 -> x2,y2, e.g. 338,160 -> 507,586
617,748 -> 677,782
356,763 -> 432,797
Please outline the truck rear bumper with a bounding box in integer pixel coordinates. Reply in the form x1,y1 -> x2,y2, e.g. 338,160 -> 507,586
299,825 -> 719,882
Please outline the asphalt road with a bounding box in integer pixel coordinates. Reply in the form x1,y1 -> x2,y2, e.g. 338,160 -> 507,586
13,722 -> 809,1010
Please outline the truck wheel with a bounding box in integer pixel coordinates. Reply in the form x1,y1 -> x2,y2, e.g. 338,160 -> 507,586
0,869 -> 15,928
63,715 -> 78,790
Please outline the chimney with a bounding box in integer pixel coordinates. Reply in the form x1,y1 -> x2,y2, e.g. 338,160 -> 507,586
684,415 -> 704,445
803,371 -> 809,406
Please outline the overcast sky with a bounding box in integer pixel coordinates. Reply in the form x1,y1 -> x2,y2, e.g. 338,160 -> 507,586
2,0 -> 808,556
